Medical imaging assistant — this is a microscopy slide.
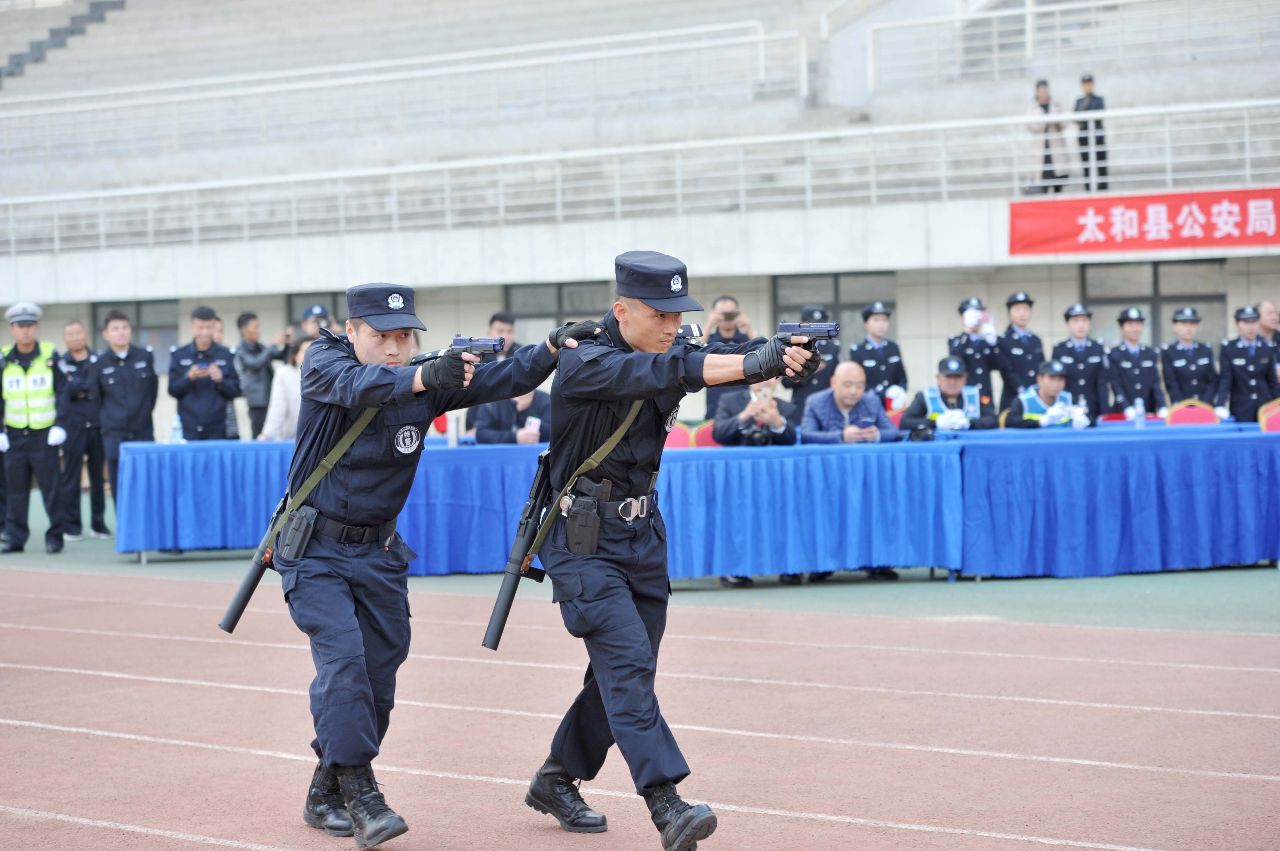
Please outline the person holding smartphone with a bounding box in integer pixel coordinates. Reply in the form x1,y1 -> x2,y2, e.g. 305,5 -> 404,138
799,361 -> 899,445
168,306 -> 241,440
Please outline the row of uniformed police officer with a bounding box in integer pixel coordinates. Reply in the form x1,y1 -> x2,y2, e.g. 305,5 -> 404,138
779,294 -> 1279,425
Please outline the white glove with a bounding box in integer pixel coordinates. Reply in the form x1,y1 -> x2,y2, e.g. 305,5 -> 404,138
885,385 -> 907,411
1041,403 -> 1069,427
980,321 -> 998,346
0,433 -> 8,453
1156,407 -> 1168,419
962,308 -> 983,329
1123,406 -> 1136,421
1214,406 -> 1230,420
936,409 -> 965,431
1071,410 -> 1090,430
47,426 -> 67,447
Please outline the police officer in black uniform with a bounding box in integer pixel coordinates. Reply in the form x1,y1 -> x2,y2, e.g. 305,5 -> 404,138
524,252 -> 818,851
995,291 -> 1043,411
781,304 -> 839,425
169,306 -> 241,440
276,283 -> 600,849
948,297 -> 999,405
1051,303 -> 1109,423
1108,307 -> 1167,418
89,310 -> 158,506
849,301 -> 907,409
1214,305 -> 1280,422
1160,307 -> 1218,404
56,320 -> 110,540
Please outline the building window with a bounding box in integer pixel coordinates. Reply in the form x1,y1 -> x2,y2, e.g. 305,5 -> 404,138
92,300 -> 180,373
505,282 -> 612,342
1082,261 -> 1227,347
774,273 -> 897,345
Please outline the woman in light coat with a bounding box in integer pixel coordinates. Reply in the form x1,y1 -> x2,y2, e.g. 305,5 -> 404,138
257,336 -> 315,441
1025,80 -> 1073,193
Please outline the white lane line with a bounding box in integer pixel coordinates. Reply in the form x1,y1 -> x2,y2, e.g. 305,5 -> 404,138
0,719 -> 1174,851
2,622 -> 1278,721
4,591 -> 1277,675
1,662 -> 1276,783
0,803 -> 298,850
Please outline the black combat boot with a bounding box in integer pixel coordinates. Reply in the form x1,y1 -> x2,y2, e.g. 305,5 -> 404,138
643,782 -> 716,851
302,762 -> 353,837
525,757 -> 607,833
334,764 -> 408,848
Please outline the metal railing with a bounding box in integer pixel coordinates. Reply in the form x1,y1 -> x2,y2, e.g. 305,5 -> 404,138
0,0 -> 72,10
867,0 -> 1280,92
0,27 -> 808,164
1,98 -> 1275,255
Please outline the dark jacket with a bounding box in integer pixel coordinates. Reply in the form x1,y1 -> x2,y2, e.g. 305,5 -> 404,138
996,325 -> 1043,411
800,388 -> 899,444
168,341 -> 241,438
234,339 -> 282,408
1108,342 -> 1167,413
849,338 -> 907,399
58,350 -> 102,429
704,328 -> 751,418
1160,341 -> 1217,404
475,390 -> 553,444
947,333 -> 999,404
1073,93 -> 1106,135
90,345 -> 158,437
712,388 -> 797,446
782,337 -> 839,426
1051,337 -> 1109,422
1215,336 -> 1280,422
899,387 -> 997,432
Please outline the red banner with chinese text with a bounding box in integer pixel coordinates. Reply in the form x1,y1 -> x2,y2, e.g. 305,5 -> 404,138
1009,188 -> 1280,255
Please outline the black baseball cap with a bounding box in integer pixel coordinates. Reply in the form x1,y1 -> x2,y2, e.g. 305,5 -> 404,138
938,356 -> 967,376
345,283 -> 427,332
615,251 -> 702,313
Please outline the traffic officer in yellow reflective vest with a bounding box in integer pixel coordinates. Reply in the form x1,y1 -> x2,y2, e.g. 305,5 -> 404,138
1,302 -> 69,554
1005,360 -> 1090,429
899,356 -> 998,433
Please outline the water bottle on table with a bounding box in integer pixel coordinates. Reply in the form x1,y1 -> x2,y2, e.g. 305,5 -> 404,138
1133,397 -> 1146,429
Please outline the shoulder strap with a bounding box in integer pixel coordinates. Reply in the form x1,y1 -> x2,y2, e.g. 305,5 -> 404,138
526,399 -> 644,560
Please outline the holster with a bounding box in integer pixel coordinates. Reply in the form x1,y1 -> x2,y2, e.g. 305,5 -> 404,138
275,505 -> 319,561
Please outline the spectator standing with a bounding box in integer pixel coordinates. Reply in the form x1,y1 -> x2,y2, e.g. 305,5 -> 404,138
702,296 -> 754,419
56,320 -> 110,541
1051,304 -> 1109,423
1160,308 -> 1218,404
299,304 -> 331,338
234,312 -> 286,438
169,306 -> 241,440
1108,307 -> 1168,419
900,357 -> 998,433
801,362 -> 899,444
996,291 -> 1043,411
948,297 -> 1000,406
90,310 -> 157,504
1074,73 -> 1108,191
782,305 -> 839,425
258,336 -> 316,441
1259,299 -> 1278,348
1006,361 -> 1090,429
1214,305 -> 1280,422
212,316 -> 241,440
465,312 -> 519,433
475,389 -> 552,444
1,302 -> 68,554
1027,80 -> 1070,193
850,301 -> 908,411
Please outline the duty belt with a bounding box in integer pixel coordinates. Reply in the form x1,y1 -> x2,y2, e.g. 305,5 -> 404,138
315,513 -> 395,545
568,477 -> 657,524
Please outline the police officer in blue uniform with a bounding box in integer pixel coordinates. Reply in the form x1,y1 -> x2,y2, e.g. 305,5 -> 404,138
277,283 -> 600,848
1160,307 -> 1218,404
899,357 -> 998,432
1051,304 -> 1109,423
948,297 -> 999,406
995,291 -> 1043,411
89,310 -> 158,506
1214,305 -> 1280,422
169,306 -> 241,440
56,320 -> 110,540
849,301 -> 907,408
781,304 -> 839,425
525,252 -> 818,851
1108,307 -> 1167,418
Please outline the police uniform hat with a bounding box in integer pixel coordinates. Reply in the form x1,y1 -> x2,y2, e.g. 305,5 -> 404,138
1006,291 -> 1034,307
302,303 -> 330,322
1063,303 -> 1092,320
1037,360 -> 1068,376
938,356 -> 967,376
5,302 -> 42,325
1235,305 -> 1261,322
801,304 -> 831,323
860,301 -> 891,321
1081,72 -> 1095,83
615,251 -> 702,313
345,283 -> 427,332
1117,307 -> 1145,324
958,297 -> 985,314
1172,307 -> 1201,323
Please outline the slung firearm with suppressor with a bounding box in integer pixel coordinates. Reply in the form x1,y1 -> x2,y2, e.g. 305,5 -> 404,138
217,334 -> 506,634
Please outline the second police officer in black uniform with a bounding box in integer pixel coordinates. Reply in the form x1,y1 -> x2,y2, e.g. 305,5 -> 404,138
56,319 -> 110,540
169,306 -> 241,440
850,301 -> 907,411
995,291 -> 1043,412
89,310 -> 158,507
1051,303 -> 1109,424
524,251 -> 818,851
948,297 -> 999,406
275,283 -> 601,848
1214,305 -> 1280,422
781,304 -> 839,425
1108,307 -> 1167,419
1160,307 -> 1218,404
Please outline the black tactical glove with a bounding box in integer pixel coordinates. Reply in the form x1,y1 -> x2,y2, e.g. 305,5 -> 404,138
549,319 -> 605,350
742,336 -> 789,383
419,348 -> 469,391
793,342 -> 822,380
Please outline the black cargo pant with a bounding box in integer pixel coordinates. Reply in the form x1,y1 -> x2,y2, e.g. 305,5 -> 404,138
58,423 -> 107,535
4,428 -> 64,550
